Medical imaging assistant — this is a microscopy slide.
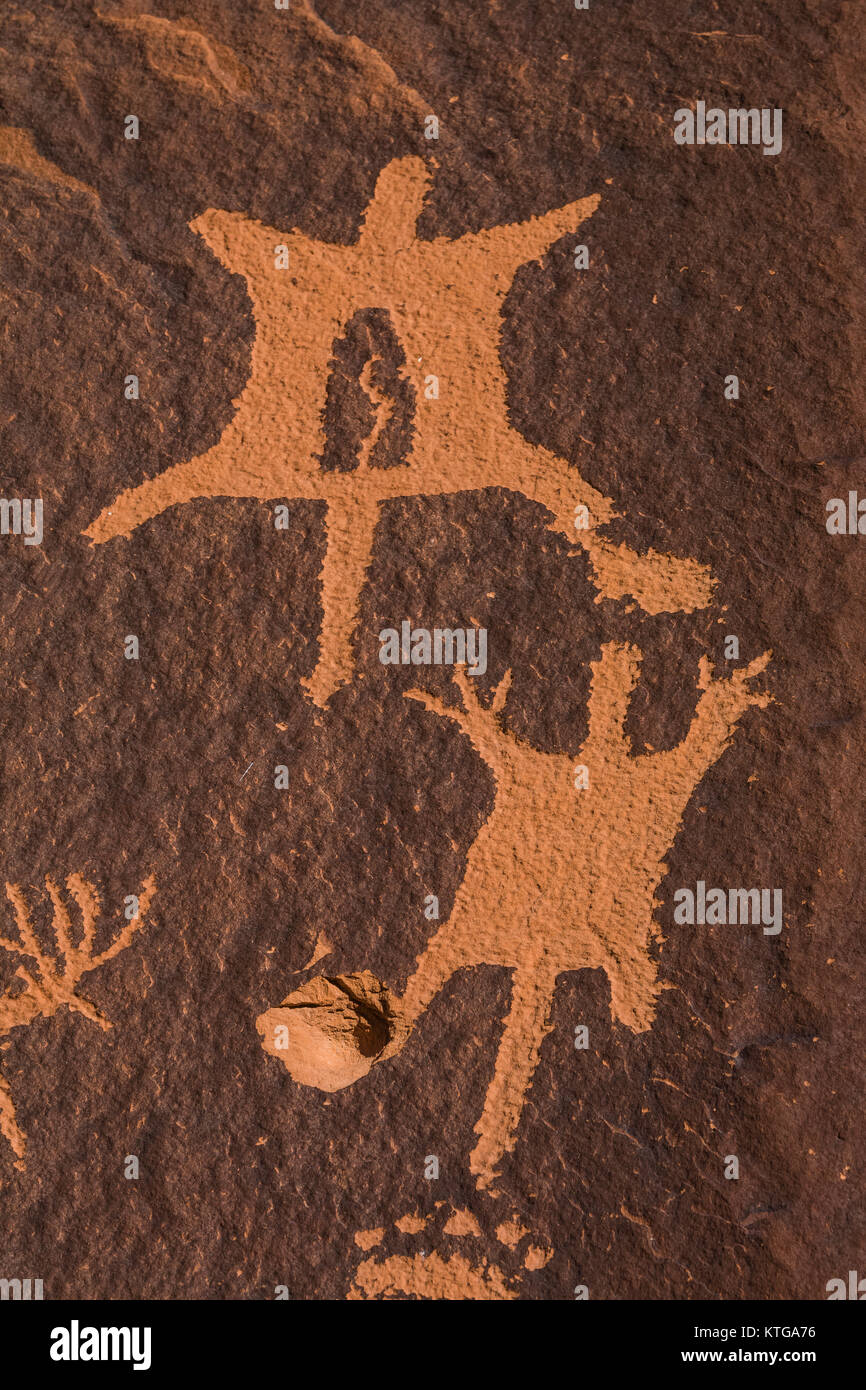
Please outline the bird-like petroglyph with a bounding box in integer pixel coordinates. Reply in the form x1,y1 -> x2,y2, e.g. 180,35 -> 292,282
0,873 -> 155,1166
258,649 -> 771,1188
86,156 -> 714,704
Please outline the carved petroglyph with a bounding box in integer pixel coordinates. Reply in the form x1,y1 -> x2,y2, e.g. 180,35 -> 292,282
63,55 -> 755,1193
346,1203 -> 551,1299
0,873 -> 155,1166
348,1249 -> 519,1300
86,157 -> 714,704
258,651 -> 771,1187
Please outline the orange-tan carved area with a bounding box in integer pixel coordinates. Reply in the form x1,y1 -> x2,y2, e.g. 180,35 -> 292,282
346,1205 -> 553,1299
0,875 -> 155,1166
349,1251 -> 518,1300
258,649 -> 771,1188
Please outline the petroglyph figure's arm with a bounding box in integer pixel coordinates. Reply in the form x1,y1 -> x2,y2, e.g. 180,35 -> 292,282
584,644 -> 771,776
650,652 -> 772,784
584,641 -> 644,759
436,188 -> 716,616
85,449 -> 241,544
86,211 -> 343,545
455,194 -> 601,283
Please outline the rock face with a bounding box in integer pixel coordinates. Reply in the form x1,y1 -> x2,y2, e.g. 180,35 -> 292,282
0,0 -> 863,1300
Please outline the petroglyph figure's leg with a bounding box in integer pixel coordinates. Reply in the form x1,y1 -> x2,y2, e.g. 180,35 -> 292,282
469,956 -> 557,1189
259,670 -> 520,1096
257,896 -> 492,1096
474,436 -> 716,615
262,669 -> 517,1092
301,494 -> 381,707
398,923 -> 476,1033
583,533 -> 716,615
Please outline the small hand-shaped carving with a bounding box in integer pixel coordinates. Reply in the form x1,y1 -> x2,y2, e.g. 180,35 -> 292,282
0,873 -> 155,1166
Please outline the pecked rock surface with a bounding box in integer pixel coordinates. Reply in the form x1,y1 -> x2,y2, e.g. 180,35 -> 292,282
0,0 -> 863,1299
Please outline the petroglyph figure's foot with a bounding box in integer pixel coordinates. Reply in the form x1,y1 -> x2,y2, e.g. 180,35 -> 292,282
256,971 -> 406,1091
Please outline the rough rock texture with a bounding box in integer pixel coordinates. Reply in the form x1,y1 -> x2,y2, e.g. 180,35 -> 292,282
0,0 -> 863,1299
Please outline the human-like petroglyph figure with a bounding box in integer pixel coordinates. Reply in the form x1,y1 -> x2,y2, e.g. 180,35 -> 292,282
0,873 -> 155,1166
86,157 -> 714,704
258,649 -> 770,1187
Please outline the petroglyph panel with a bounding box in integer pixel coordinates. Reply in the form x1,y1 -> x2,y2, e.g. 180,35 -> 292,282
0,0 -> 861,1316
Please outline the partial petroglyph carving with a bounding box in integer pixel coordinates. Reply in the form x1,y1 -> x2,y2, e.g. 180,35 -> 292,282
348,1249 -> 519,1300
258,650 -> 770,1187
0,873 -> 155,1166
346,1203 -> 551,1299
86,156 -> 713,704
